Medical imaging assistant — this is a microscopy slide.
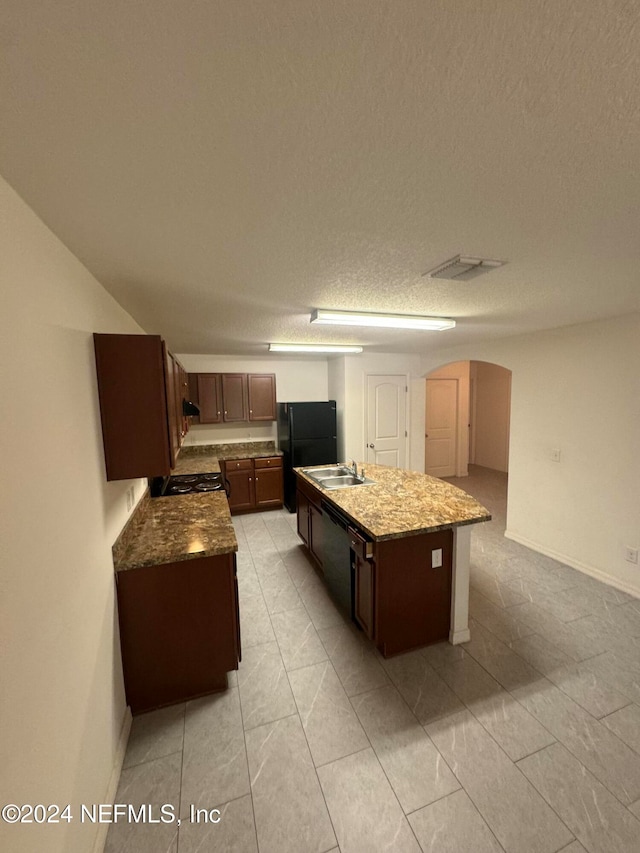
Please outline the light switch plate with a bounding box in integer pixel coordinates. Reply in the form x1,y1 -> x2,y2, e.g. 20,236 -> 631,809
432,548 -> 443,568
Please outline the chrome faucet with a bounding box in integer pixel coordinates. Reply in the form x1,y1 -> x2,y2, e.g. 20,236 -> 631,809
349,460 -> 365,481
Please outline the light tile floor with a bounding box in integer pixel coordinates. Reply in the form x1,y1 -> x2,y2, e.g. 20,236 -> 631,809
106,466 -> 640,852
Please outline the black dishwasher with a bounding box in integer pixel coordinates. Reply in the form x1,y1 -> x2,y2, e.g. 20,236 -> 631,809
321,502 -> 354,616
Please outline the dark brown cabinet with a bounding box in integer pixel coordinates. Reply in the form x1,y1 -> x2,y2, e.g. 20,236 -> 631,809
309,503 -> 324,567
225,459 -> 255,512
350,527 -> 375,639
247,373 -> 277,421
165,347 -> 180,468
196,373 -> 223,424
297,490 -> 310,546
374,530 -> 452,656
296,478 -> 324,568
223,457 -> 283,513
94,333 -> 192,480
116,552 -> 240,714
94,335 -> 170,480
187,372 -> 277,423
221,373 -> 248,422
254,457 -> 284,507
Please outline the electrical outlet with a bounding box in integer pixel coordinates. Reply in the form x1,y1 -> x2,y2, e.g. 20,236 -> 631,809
625,547 -> 638,564
431,548 -> 443,568
550,449 -> 561,462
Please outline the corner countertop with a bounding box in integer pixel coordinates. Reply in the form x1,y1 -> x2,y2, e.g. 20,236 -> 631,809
172,441 -> 282,475
295,463 -> 491,541
113,491 -> 237,572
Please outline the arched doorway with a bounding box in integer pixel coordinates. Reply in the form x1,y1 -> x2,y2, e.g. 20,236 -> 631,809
424,360 -> 512,479
424,359 -> 512,529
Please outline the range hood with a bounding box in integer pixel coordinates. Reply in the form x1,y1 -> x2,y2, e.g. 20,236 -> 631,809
182,399 -> 200,417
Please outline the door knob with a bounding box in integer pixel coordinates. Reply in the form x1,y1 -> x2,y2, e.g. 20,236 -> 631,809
368,443 -> 375,448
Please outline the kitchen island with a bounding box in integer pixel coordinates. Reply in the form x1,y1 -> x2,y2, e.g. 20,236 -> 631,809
295,463 -> 490,655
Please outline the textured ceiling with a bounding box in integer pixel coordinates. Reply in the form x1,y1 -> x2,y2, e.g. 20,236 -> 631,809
1,1 -> 639,355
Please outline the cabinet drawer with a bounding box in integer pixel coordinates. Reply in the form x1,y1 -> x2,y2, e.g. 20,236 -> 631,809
225,458 -> 253,471
255,456 -> 281,469
348,526 -> 374,560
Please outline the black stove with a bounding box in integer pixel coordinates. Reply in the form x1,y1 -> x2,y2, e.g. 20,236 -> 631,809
150,472 -> 229,497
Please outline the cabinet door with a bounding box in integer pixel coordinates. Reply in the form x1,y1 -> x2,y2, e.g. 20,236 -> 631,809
247,374 -> 277,421
164,347 -> 181,467
354,553 -> 375,639
225,466 -> 255,512
93,334 -> 172,480
296,490 -> 310,546
116,554 -> 238,713
254,466 -> 283,507
309,503 -> 324,566
221,374 -> 248,421
197,374 -> 223,423
173,357 -> 184,442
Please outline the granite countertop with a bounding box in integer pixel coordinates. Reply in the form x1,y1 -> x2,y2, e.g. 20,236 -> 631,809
295,463 -> 491,541
113,491 -> 237,572
172,441 -> 282,475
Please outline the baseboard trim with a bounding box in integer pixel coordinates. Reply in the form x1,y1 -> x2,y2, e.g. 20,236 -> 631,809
504,530 -> 640,600
92,705 -> 132,853
450,628 -> 471,645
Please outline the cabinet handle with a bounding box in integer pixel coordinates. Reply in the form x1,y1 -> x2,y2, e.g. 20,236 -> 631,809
250,409 -> 253,414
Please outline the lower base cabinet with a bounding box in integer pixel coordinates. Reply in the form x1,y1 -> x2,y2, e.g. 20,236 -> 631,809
116,553 -> 240,714
296,480 -> 324,567
223,457 -> 284,514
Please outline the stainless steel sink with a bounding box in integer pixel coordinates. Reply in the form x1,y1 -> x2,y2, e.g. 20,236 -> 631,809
303,465 -> 376,489
305,466 -> 352,479
315,474 -> 376,489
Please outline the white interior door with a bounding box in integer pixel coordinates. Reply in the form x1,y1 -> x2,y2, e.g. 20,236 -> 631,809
425,378 -> 458,477
365,375 -> 407,468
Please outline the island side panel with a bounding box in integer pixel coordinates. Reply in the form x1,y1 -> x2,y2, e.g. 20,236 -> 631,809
450,525 -> 471,644
375,529 -> 453,657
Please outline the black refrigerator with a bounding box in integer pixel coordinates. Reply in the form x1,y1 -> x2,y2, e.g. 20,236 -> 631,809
277,401 -> 338,512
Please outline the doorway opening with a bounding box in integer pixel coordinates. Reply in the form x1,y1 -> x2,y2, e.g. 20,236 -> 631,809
424,361 -> 512,479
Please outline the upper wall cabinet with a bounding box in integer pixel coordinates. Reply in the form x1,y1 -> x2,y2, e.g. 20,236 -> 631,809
247,374 -> 277,421
94,334 -> 189,480
195,373 -> 222,424
221,373 -> 248,421
189,373 -> 277,423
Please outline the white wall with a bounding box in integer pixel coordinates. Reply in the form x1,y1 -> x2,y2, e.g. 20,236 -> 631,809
472,361 -> 511,472
422,314 -> 640,596
177,353 -> 329,445
327,356 -> 346,462
0,175 -> 146,853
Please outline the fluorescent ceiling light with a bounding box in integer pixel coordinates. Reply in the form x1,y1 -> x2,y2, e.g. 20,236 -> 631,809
269,343 -> 363,353
310,309 -> 455,331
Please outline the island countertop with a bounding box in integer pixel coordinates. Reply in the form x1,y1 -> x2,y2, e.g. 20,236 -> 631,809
295,463 -> 490,541
113,491 -> 237,572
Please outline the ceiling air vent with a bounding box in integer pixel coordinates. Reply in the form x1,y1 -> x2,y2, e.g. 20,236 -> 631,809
424,255 -> 505,281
